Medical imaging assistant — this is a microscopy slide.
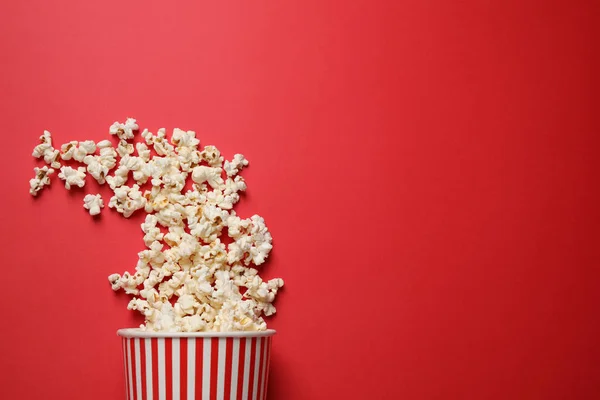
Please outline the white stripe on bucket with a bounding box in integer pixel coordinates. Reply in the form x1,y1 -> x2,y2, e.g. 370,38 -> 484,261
158,338 -> 166,400
135,339 -> 143,400
242,338 -> 252,400
202,338 -> 211,400
172,338 -> 180,400
217,338 -> 226,400
252,338 -> 262,400
145,339 -> 153,400
187,338 -> 196,400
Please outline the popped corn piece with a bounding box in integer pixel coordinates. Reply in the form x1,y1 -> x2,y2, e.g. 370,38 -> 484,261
83,194 -> 104,216
73,140 -> 97,162
178,315 -> 206,332
172,128 -> 200,149
97,139 -> 112,148
32,131 -> 53,158
83,155 -> 109,184
223,154 -> 249,177
108,184 -> 146,218
60,141 -> 78,160
201,145 -> 223,167
58,166 -> 86,189
116,139 -> 134,157
136,142 -> 151,162
141,214 -> 164,247
109,118 -> 138,140
29,166 -> 54,196
32,131 -> 61,168
191,165 -> 224,189
152,128 -> 175,156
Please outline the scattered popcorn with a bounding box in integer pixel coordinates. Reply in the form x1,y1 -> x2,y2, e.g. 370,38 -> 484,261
29,118 -> 283,332
29,166 -> 54,196
58,166 -> 86,189
83,194 -> 104,216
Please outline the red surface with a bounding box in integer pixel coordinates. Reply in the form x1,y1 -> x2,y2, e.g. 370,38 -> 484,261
0,0 -> 598,399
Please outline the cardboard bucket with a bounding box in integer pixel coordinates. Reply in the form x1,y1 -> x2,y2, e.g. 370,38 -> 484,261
118,329 -> 275,400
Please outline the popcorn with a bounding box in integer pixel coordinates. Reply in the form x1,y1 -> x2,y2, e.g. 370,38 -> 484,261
224,154 -> 249,177
136,142 -> 151,162
83,194 -> 104,216
60,141 -> 78,160
29,166 -> 54,196
191,165 -> 224,189
108,184 -> 146,218
58,166 -> 86,189
29,118 -> 283,333
201,145 -> 223,168
109,118 -> 138,140
75,141 -> 97,162
116,139 -> 134,157
33,131 -> 61,168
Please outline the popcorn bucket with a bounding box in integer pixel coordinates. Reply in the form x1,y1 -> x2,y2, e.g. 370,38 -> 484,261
118,329 -> 275,400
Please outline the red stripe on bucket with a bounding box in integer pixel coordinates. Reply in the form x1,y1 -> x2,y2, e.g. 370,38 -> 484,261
224,338 -> 233,400
210,338 -> 219,400
151,338 -> 159,399
180,338 -> 188,400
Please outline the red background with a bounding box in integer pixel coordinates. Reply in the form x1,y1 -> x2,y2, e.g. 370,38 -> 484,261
1,0 -> 598,399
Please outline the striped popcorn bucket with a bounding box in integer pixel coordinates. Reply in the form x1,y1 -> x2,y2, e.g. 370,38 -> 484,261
117,329 -> 275,400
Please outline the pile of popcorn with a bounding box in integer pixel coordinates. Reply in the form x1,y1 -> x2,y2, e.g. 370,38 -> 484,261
29,119 -> 283,332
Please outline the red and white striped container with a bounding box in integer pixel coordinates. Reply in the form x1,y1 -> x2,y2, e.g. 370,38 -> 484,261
117,329 -> 275,400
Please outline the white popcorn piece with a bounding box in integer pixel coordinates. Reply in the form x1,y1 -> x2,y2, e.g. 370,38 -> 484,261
201,145 -> 223,168
83,194 -> 104,216
191,166 -> 224,189
136,142 -> 151,162
73,140 -> 97,162
152,128 -> 175,156
60,141 -> 78,160
32,131 -> 53,158
109,118 -> 138,140
58,166 -> 86,189
29,166 -> 54,196
224,154 -> 249,177
141,214 -> 164,247
97,139 -> 112,148
172,128 -> 200,148
32,131 -> 61,168
116,140 -> 134,157
108,184 -> 147,218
